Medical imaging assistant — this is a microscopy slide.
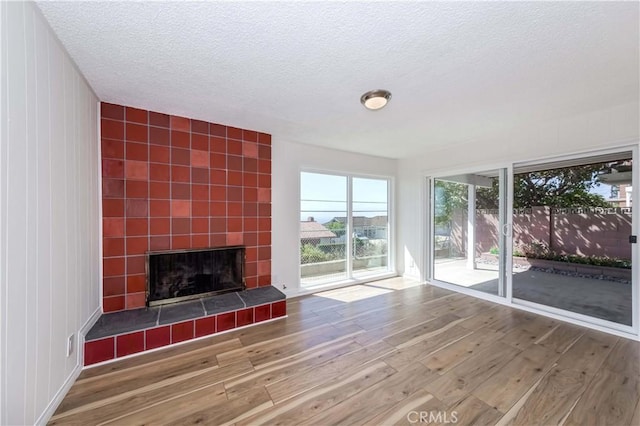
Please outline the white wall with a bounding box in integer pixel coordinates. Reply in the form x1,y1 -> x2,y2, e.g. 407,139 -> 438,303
272,139 -> 397,297
0,2 -> 101,424
397,101 -> 640,280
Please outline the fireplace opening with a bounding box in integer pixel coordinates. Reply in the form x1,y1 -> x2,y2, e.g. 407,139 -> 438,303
146,246 -> 245,307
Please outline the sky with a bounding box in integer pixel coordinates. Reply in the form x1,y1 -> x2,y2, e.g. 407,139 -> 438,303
300,172 -> 389,223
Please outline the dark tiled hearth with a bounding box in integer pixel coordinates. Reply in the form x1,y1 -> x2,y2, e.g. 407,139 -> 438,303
84,287 -> 286,366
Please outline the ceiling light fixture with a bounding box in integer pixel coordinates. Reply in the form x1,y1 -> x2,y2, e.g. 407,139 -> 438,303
360,89 -> 392,111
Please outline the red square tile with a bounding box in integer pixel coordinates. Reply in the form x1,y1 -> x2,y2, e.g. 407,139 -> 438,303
210,234 -> 226,247
103,296 -> 125,313
172,236 -> 190,249
149,181 -> 170,199
149,112 -> 170,128
150,236 -> 170,251
244,232 -> 258,246
103,238 -> 125,257
258,275 -> 271,286
192,168 -> 209,184
101,103 -> 124,120
126,180 -> 148,199
254,305 -> 270,323
246,247 -> 257,262
191,119 -> 209,134
210,218 -> 226,233
125,160 -> 148,181
192,217 -> 209,233
228,156 -> 242,171
150,145 -> 170,164
125,107 -> 148,124
258,203 -> 271,217
210,202 -> 226,217
171,166 -> 190,183
102,159 -> 124,178
171,131 -> 190,148
101,119 -> 124,140
244,218 -> 258,232
172,218 -> 190,235
85,337 -> 115,366
103,257 -> 125,277
102,139 -> 124,159
103,276 -> 125,297
195,316 -> 216,338
126,123 -> 148,143
258,144 -> 271,158
227,232 -> 243,246
210,138 -> 226,154
237,308 -> 254,327
171,200 -> 190,217
125,142 -> 148,161
243,130 -> 258,142
210,170 -> 226,186
102,198 -> 124,217
150,164 -> 170,182
228,202 -> 243,217
258,260 -> 271,276
127,274 -> 146,293
150,126 -> 170,145
245,261 -> 257,277
126,218 -> 148,236
126,237 -> 148,255
172,321 -> 194,343
243,141 -> 259,158
191,150 -> 209,168
228,140 -> 242,155
126,292 -> 146,310
228,218 -> 242,232
150,218 -> 170,235
259,174 -> 271,188
192,133 -> 208,151
259,218 -> 271,231
116,331 -> 144,357
258,188 -> 271,203
228,171 -> 243,186
171,148 -> 191,165
210,123 -> 226,137
244,173 -> 258,188
170,116 -> 190,132
146,326 -> 170,350
228,187 -> 242,202
245,277 -> 258,289
227,127 -> 243,141
192,234 -> 209,248
211,153 -> 226,169
272,301 -> 286,318
172,183 -> 190,199
258,132 -> 271,145
192,184 -> 208,201
192,202 -> 209,218
258,159 -> 271,174
127,256 -> 145,274
125,200 -> 148,218
149,200 -> 170,217
258,232 -> 271,246
210,186 -> 226,201
258,246 -> 271,260
244,203 -> 258,217
103,218 -> 125,237
103,179 -> 124,198
244,158 -> 257,173
217,312 -> 236,332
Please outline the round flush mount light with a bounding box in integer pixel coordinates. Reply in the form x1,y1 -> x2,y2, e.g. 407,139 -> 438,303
360,89 -> 392,111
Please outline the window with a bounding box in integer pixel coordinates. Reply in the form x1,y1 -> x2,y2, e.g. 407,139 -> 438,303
300,172 -> 391,286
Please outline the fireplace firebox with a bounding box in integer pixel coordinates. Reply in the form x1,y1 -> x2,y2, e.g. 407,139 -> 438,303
146,246 -> 245,307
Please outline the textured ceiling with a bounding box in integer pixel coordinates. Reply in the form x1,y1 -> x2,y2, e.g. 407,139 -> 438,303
37,1 -> 639,159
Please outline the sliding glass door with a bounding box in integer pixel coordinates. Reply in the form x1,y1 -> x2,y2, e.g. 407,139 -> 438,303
431,169 -> 508,297
300,172 -> 391,287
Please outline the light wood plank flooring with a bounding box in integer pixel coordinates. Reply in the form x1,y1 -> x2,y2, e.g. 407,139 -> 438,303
50,278 -> 640,425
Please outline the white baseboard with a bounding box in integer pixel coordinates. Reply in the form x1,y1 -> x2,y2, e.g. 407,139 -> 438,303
35,307 -> 102,425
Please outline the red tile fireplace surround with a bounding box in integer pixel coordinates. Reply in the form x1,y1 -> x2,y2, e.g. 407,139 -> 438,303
90,102 -> 282,366
100,102 -> 272,312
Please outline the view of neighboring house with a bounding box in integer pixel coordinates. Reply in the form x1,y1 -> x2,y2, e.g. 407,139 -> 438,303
324,216 -> 388,240
300,217 -> 336,245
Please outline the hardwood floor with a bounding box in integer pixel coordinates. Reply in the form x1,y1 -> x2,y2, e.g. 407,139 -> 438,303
50,278 -> 640,426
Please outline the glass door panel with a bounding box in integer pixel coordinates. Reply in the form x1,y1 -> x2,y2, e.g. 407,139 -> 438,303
352,177 -> 390,277
512,153 -> 634,326
432,169 -> 506,296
